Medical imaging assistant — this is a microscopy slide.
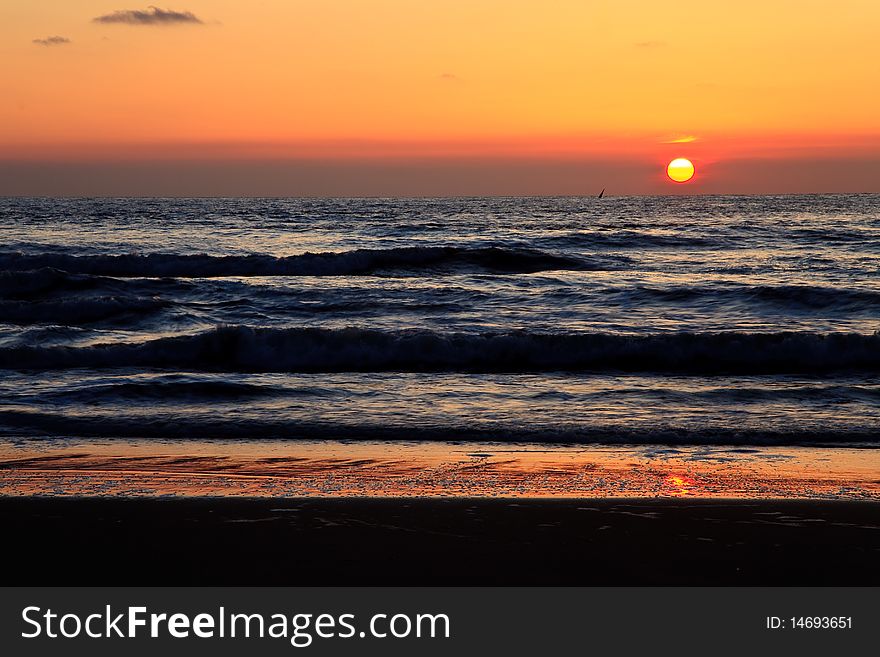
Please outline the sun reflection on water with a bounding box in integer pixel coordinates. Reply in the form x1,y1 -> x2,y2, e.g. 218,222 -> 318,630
667,474 -> 697,497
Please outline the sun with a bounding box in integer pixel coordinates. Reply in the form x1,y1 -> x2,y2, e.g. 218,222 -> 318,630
666,158 -> 695,183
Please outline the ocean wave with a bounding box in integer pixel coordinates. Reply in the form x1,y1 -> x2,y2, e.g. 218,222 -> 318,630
0,267 -> 194,301
622,284 -> 880,311
44,380 -> 287,401
1,326 -> 878,374
0,297 -> 169,326
0,246 -> 603,278
0,267 -> 106,299
0,409 -> 875,446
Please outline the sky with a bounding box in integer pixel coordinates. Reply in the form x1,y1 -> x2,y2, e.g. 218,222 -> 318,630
2,0 -> 879,196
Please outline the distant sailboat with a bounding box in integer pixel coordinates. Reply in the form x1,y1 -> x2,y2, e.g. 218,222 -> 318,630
598,188 -> 605,199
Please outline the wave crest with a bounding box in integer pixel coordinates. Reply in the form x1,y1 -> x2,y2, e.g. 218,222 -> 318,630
1,326 -> 878,374
0,246 -> 602,278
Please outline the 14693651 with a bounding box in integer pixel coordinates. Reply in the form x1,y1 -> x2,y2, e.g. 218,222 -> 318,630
766,617 -> 853,630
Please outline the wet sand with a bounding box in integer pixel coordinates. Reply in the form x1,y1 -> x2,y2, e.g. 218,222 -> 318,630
3,497 -> 878,585
1,440 -> 877,499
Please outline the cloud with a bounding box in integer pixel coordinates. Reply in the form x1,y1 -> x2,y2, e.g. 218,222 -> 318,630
33,36 -> 71,46
635,40 -> 666,48
662,135 -> 698,144
92,6 -> 203,25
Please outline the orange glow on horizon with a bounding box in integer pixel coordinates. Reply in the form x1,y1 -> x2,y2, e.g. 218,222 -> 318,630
3,0 -> 879,194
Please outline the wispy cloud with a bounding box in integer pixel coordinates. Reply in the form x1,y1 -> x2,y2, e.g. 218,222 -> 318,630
33,36 -> 71,46
662,135 -> 698,144
92,6 -> 203,26
635,40 -> 666,49
439,73 -> 459,81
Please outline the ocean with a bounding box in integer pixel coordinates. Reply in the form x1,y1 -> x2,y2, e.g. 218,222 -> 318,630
0,195 -> 878,497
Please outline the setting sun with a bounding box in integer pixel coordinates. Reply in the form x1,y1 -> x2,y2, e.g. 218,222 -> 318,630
667,158 -> 695,183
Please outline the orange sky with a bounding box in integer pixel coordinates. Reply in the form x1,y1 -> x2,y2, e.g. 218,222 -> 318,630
2,1 -> 879,195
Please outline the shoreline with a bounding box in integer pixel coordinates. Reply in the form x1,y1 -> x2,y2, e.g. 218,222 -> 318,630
2,439 -> 876,499
4,496 -> 878,585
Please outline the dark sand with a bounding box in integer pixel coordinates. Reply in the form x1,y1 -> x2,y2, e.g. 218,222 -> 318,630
3,497 -> 877,585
